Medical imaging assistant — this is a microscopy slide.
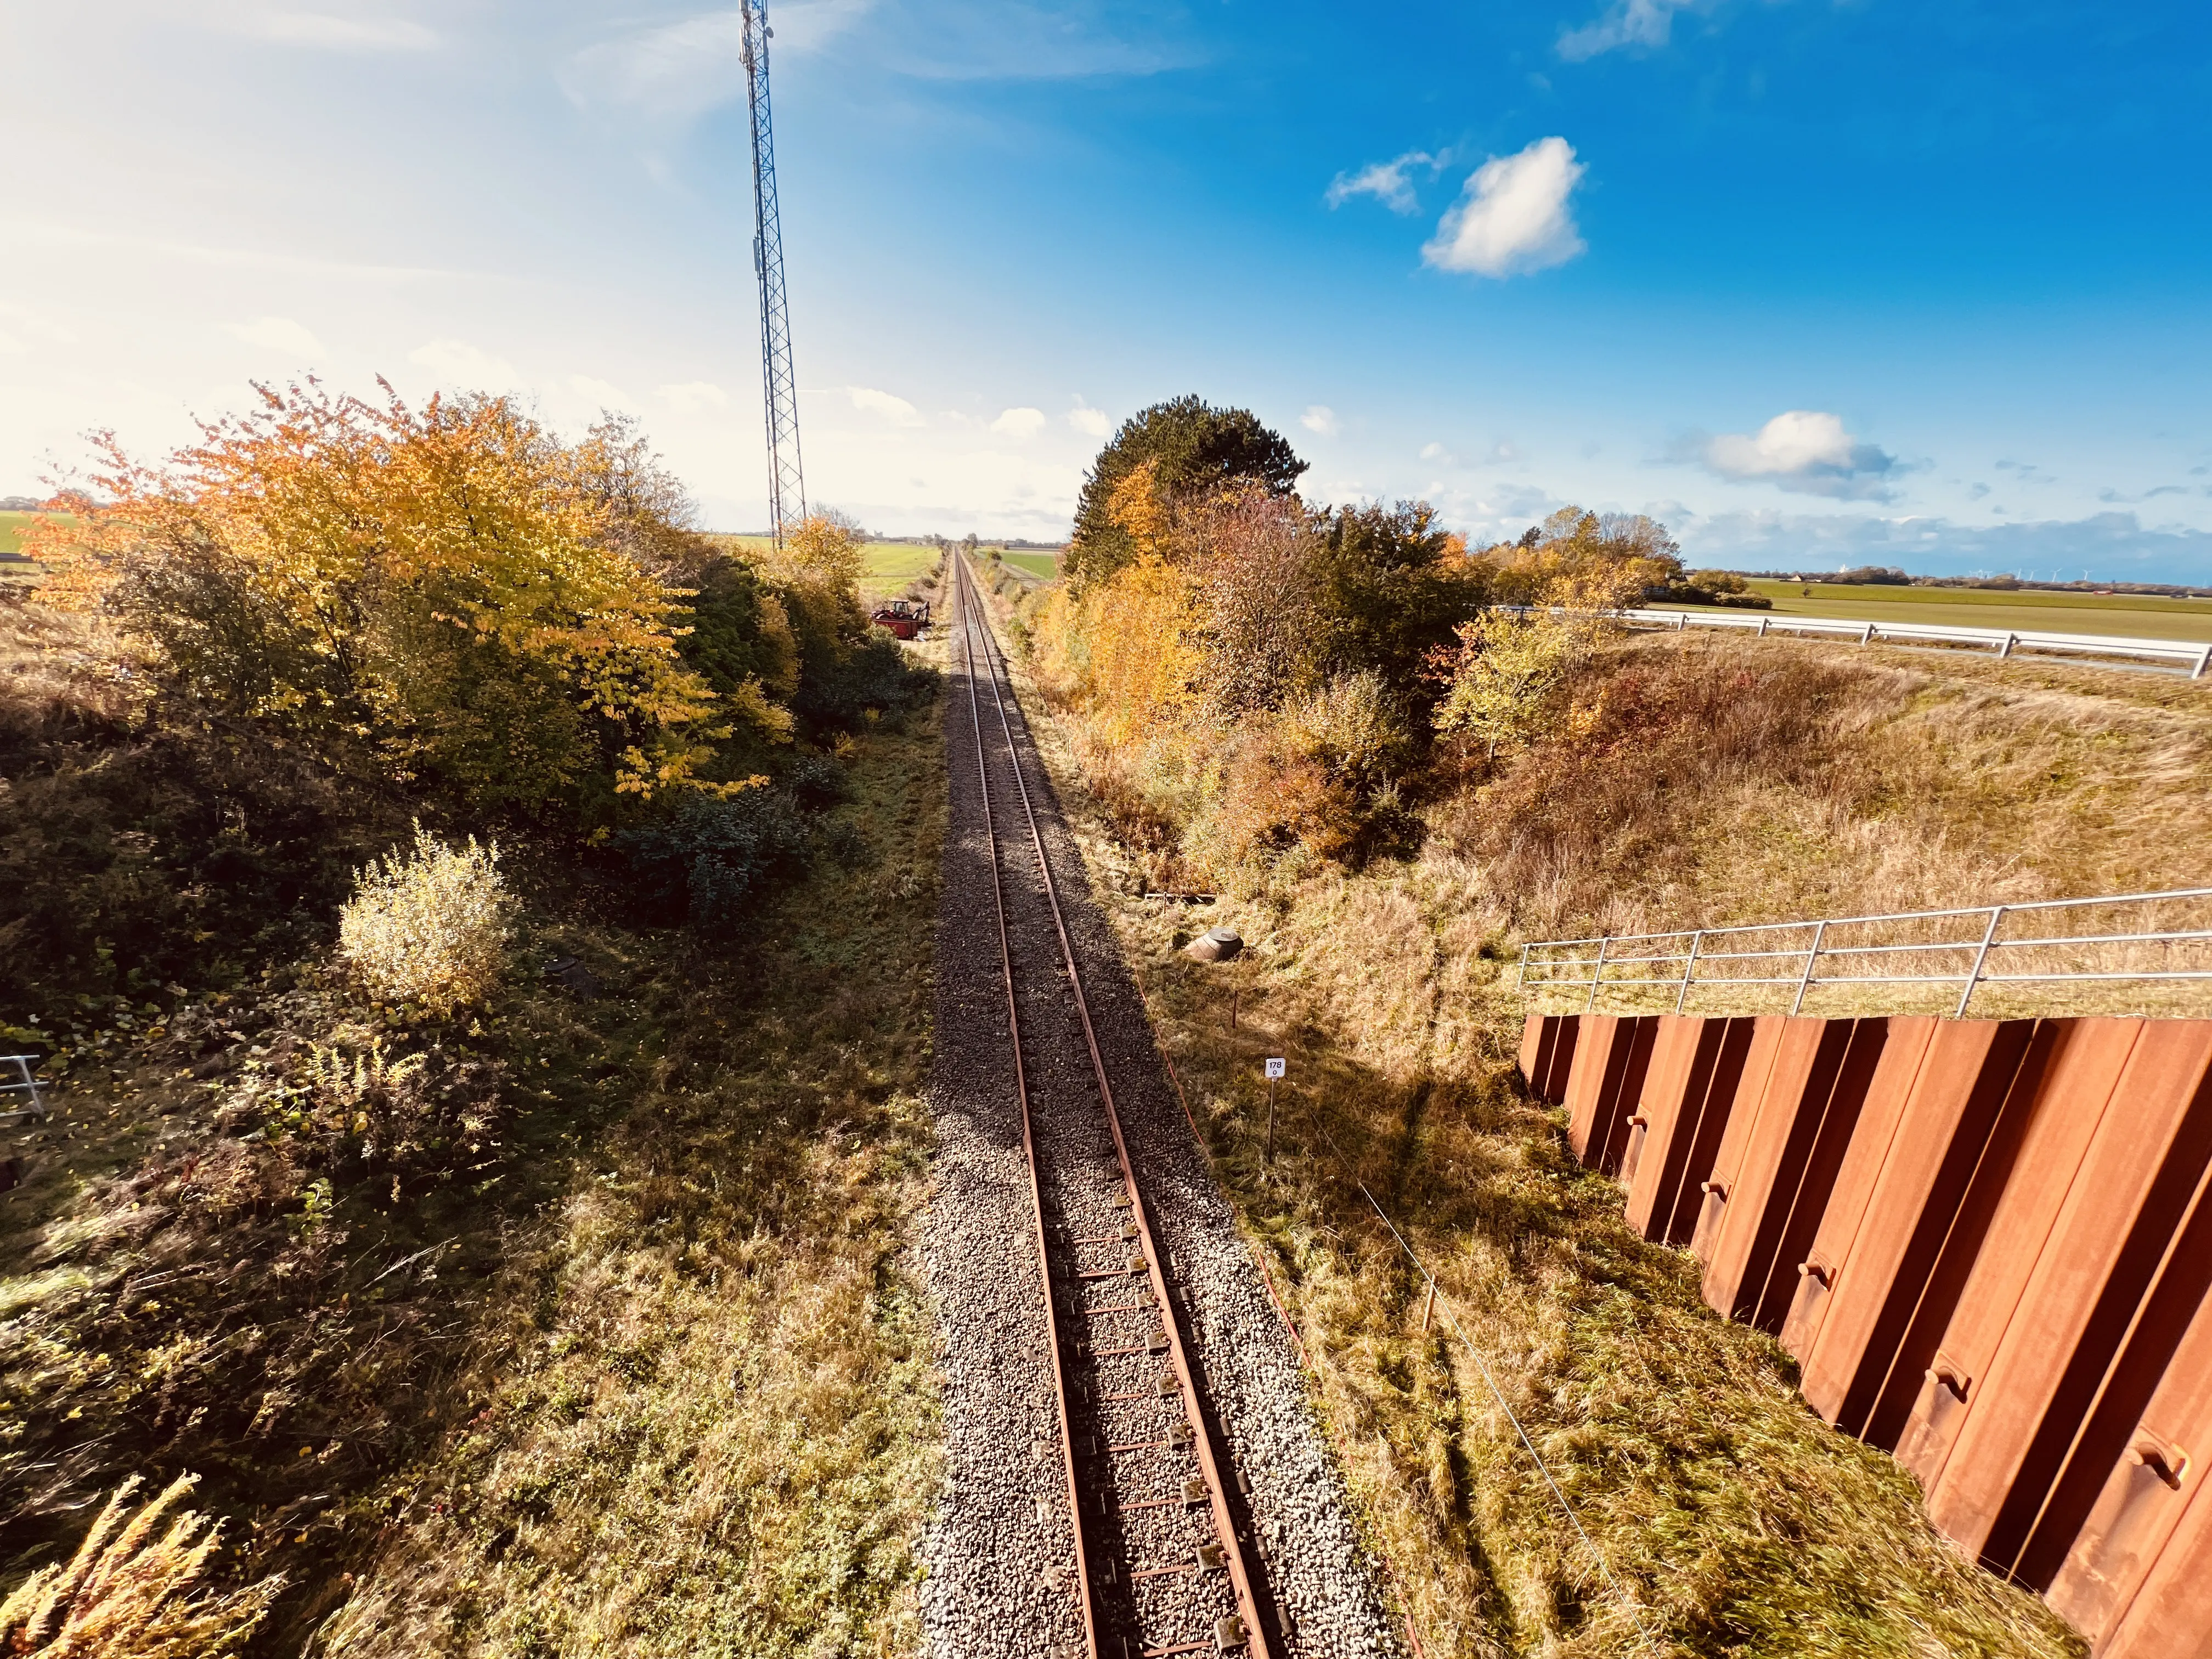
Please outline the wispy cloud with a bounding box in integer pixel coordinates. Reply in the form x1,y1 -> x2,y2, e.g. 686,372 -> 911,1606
848,386 -> 926,426
569,374 -> 635,410
562,2 -> 872,121
1687,410 -> 1901,500
990,407 -> 1047,438
1423,137 -> 1586,279
1068,400 -> 1111,439
1558,0 -> 1697,61
236,10 -> 439,50
225,316 -> 326,357
1325,150 -> 1446,215
1301,405 -> 1340,437
658,381 -> 729,413
408,338 -> 516,388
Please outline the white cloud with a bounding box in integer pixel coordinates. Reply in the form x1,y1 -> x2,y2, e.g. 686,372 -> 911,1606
1558,0 -> 1695,61
561,3 -> 872,121
569,374 -> 634,409
657,381 -> 729,413
1423,137 -> 1587,279
1325,150 -> 1443,215
1696,410 -> 1901,500
990,406 -> 1047,438
1419,441 -> 1450,462
1301,405 -> 1340,437
242,12 -> 439,50
848,385 -> 926,426
408,338 -> 517,387
1068,403 -> 1111,439
224,315 -> 326,357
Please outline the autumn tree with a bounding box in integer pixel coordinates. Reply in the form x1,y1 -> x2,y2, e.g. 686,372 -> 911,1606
29,381 -> 722,811
1431,609 -> 1592,761
1067,396 -> 1306,586
1480,506 -> 1683,610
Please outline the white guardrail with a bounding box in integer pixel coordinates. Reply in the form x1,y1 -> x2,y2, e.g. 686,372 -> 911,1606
1622,606 -> 2212,679
1517,889 -> 2212,1019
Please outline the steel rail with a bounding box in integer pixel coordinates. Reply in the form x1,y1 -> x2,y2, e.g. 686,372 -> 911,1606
1522,886 -> 2212,950
953,551 -> 1101,1659
955,554 -> 1273,1659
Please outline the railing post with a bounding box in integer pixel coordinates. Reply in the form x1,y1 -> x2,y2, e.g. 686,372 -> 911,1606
1956,905 -> 2007,1018
1860,622 -> 1875,644
1757,616 -> 1769,636
1585,936 -> 1611,1014
1790,921 -> 1827,1016
1515,941 -> 1530,991
2000,633 -> 2017,659
1674,931 -> 1703,1014
1676,611 -> 1688,631
2193,643 -> 2210,681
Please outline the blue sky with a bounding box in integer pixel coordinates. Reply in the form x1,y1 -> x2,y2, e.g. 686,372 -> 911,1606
3,2 -> 2209,579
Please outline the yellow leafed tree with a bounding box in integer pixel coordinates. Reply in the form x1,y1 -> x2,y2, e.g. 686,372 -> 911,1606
26,381 -> 723,806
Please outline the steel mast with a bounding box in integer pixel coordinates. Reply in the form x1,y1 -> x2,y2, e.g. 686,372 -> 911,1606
739,0 -> 805,549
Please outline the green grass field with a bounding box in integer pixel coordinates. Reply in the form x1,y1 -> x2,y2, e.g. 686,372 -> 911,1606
703,535 -> 941,601
2,511 -> 45,558
999,551 -> 1059,582
1677,579 -> 2212,644
857,540 -> 941,597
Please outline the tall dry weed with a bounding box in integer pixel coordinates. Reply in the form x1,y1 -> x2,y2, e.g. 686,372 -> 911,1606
0,1475 -> 280,1658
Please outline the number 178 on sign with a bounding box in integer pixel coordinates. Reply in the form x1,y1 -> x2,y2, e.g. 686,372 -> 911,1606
1265,1058 -> 1286,1079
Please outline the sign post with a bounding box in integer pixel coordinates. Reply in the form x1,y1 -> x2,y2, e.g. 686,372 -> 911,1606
1264,1058 -> 1285,1161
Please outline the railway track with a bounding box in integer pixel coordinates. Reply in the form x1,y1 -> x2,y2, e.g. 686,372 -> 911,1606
948,550 -> 1277,1659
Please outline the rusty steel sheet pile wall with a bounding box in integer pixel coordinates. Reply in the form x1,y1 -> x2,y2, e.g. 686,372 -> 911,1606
1562,1013 -> 1658,1173
1515,1011 -> 2212,1657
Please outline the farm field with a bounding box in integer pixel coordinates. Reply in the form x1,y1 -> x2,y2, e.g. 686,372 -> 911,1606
1678,578 -> 2212,644
705,534 -> 941,600
859,539 -> 940,597
998,550 -> 1059,582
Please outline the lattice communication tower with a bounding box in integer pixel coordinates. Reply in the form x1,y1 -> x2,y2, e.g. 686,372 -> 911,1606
740,0 -> 805,548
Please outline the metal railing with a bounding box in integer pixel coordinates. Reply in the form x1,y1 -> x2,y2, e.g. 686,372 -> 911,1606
1516,888 -> 2212,1019
1622,607 -> 2212,678
1,1054 -> 49,1128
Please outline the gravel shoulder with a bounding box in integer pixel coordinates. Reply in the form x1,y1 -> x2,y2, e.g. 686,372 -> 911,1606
921,564 -> 1401,1659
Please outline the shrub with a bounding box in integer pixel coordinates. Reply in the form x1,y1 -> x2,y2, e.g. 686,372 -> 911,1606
616,788 -> 817,935
337,826 -> 510,1015
0,1474 -> 281,1658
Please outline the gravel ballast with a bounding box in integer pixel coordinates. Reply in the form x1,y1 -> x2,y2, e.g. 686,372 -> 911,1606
920,562 -> 1402,1659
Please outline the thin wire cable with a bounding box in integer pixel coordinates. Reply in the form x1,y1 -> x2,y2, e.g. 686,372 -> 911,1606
1301,1109 -> 1661,1646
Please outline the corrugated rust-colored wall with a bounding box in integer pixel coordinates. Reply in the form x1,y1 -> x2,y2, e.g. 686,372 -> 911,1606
1515,1009 -> 2212,1655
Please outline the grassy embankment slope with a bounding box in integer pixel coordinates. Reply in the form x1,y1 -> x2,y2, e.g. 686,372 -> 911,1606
986,562 -> 2212,1657
1,604 -> 950,1657
1678,578 -> 2212,643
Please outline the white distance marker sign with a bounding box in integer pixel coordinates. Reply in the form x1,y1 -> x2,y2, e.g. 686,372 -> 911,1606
1265,1058 -> 1286,1079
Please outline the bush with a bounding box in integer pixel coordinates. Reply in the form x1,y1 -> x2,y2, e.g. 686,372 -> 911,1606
337,827 -> 511,1015
0,1474 -> 281,1658
616,788 -> 818,935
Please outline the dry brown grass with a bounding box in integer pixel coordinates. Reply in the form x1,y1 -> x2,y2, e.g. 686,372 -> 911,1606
2,668 -> 947,1658
996,614 -> 2135,1656
1447,632 -> 2212,947
314,661 -> 947,1659
1,1475 -> 281,1658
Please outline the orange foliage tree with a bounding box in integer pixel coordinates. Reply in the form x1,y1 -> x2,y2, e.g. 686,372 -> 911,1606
27,381 -> 723,810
